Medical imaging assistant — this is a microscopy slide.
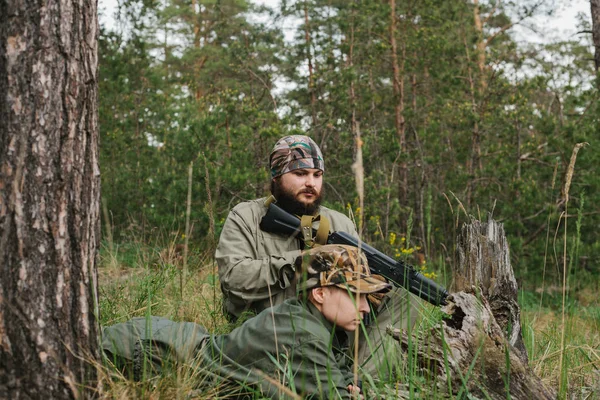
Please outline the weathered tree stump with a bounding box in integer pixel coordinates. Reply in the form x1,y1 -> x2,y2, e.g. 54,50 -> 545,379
453,215 -> 528,364
389,216 -> 556,400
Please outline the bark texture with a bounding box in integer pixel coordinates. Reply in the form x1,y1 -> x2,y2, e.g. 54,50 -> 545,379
592,0 -> 600,78
389,217 -> 555,399
0,0 -> 100,398
452,216 -> 528,363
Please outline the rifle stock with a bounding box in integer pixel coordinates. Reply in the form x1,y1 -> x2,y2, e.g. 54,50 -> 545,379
260,203 -> 449,306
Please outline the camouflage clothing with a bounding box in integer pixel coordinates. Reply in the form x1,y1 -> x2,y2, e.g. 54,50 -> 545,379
102,299 -> 355,399
216,197 -> 420,378
215,197 -> 358,320
296,244 -> 392,295
270,135 -> 324,178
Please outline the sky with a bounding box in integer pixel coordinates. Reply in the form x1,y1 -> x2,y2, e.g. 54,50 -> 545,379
97,0 -> 593,96
98,0 -> 593,43
513,0 -> 592,44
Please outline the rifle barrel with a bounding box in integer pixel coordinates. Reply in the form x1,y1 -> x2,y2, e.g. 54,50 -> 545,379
260,203 -> 449,306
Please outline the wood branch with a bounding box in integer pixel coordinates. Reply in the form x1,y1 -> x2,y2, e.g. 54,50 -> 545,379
484,1 -> 542,48
484,23 -> 515,48
574,92 -> 600,126
481,0 -> 499,26
303,3 -> 318,140
591,0 -> 600,76
244,67 -> 278,111
388,217 -> 556,399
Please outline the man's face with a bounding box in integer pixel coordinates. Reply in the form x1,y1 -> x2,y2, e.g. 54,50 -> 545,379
273,168 -> 323,215
320,287 -> 370,332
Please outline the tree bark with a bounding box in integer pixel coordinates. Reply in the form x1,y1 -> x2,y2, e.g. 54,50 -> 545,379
472,0 -> 487,93
389,217 -> 555,399
592,0 -> 600,81
304,3 -> 319,142
0,0 -> 100,398
389,0 -> 406,150
389,0 -> 408,230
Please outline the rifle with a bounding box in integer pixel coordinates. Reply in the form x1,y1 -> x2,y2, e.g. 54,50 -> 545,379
260,202 -> 449,306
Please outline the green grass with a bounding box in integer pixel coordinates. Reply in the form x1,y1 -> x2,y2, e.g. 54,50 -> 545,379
520,295 -> 600,398
97,241 -> 600,399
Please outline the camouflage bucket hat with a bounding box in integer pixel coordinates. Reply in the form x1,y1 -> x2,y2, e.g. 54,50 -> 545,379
296,244 -> 392,295
270,135 -> 325,178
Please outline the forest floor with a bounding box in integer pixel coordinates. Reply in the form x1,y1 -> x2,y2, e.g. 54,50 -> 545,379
97,244 -> 600,399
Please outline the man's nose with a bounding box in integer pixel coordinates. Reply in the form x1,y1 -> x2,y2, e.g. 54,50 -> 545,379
358,295 -> 370,314
305,175 -> 316,187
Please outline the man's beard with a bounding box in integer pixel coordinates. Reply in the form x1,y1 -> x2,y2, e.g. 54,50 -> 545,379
272,181 -> 324,216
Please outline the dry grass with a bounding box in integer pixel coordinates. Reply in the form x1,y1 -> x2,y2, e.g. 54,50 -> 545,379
97,244 -> 235,398
99,251 -> 227,328
524,307 -> 600,398
97,243 -> 600,399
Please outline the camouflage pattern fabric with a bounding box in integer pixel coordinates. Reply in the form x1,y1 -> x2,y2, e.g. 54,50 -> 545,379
295,244 -> 392,295
269,135 -> 324,178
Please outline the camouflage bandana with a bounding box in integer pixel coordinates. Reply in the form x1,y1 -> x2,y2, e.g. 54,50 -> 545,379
296,244 -> 392,295
270,135 -> 325,178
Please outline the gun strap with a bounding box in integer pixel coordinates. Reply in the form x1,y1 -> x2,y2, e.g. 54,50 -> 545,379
300,215 -> 314,247
299,214 -> 330,248
314,215 -> 330,245
264,195 -> 276,207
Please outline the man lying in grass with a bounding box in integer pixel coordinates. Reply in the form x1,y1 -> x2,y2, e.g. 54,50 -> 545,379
102,244 -> 391,399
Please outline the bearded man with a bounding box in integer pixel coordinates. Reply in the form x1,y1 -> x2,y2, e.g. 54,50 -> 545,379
216,135 -> 357,320
215,135 -> 419,376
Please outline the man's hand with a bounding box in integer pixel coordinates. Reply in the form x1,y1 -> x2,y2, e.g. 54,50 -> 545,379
347,384 -> 363,399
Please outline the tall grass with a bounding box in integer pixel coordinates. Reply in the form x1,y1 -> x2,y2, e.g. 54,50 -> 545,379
97,236 -> 599,399
98,147 -> 599,399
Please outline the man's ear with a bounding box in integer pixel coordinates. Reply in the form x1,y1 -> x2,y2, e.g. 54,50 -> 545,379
311,287 -> 326,305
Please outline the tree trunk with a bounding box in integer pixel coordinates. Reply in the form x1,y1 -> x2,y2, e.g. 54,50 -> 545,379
592,0 -> 600,81
304,3 -> 319,142
0,0 -> 100,398
389,217 -> 555,399
389,0 -> 408,230
472,0 -> 487,93
463,13 -> 481,207
452,216 -> 529,363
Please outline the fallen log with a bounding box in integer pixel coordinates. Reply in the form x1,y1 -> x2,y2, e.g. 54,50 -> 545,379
388,216 -> 556,399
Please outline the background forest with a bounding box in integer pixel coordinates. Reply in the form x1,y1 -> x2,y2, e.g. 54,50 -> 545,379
95,0 -> 600,397
98,0 -> 598,293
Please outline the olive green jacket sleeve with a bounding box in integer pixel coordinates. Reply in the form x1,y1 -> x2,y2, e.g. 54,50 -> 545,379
215,198 -> 358,319
215,199 -> 301,317
101,317 -> 209,379
200,299 -> 354,399
100,301 -> 355,399
200,335 -> 353,399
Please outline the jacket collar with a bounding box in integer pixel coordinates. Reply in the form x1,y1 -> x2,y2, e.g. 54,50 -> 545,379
304,299 -> 349,350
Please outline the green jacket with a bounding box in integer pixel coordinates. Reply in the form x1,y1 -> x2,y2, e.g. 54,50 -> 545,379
102,299 -> 354,399
215,197 -> 358,319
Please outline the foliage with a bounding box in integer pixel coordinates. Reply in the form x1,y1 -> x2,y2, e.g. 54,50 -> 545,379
96,1 -> 599,397
98,0 -> 598,322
